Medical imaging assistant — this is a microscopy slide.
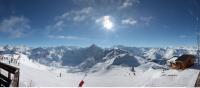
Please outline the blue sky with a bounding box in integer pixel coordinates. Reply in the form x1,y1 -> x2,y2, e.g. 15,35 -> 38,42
0,0 -> 200,47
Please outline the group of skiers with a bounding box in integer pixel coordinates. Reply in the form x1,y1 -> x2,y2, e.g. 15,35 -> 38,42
57,66 -> 137,87
0,55 -> 20,66
57,71 -> 85,87
78,67 -> 136,87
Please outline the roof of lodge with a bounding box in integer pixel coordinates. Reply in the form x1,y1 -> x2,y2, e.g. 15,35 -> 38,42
175,54 -> 195,61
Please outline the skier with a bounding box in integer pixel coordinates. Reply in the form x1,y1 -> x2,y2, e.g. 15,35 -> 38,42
162,69 -> 165,73
78,80 -> 84,87
78,73 -> 87,87
59,72 -> 62,77
131,66 -> 136,76
30,80 -> 32,87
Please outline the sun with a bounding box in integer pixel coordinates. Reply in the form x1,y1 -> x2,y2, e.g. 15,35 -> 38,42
102,16 -> 114,31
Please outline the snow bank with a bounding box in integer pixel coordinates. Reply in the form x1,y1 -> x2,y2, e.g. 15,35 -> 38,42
19,57 -> 199,87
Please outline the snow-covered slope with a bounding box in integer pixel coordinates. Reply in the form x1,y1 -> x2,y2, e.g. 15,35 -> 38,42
19,55 -> 199,87
0,45 -> 199,87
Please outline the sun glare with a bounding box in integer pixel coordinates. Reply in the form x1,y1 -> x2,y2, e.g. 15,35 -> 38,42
102,16 -> 114,31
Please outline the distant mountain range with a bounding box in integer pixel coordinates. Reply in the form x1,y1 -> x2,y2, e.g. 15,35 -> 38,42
0,44 -> 197,71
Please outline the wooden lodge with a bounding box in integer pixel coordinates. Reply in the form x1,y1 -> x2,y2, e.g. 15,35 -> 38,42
169,54 -> 195,70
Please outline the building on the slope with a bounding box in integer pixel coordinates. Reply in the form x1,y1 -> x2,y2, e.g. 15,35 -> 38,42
168,54 -> 195,70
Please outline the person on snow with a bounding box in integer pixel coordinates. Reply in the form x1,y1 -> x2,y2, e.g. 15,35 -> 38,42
79,80 -> 84,87
131,66 -> 136,76
59,72 -> 62,77
162,69 -> 165,73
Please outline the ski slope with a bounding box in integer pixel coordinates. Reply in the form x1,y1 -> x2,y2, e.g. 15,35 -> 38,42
18,54 -> 200,87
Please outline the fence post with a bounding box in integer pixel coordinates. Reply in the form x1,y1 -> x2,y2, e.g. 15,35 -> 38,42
8,73 -> 11,79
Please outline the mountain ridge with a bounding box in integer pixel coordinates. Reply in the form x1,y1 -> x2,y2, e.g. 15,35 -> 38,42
0,44 -> 197,72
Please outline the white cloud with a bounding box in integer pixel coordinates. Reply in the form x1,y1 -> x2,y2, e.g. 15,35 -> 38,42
119,0 -> 139,9
73,15 -> 87,22
47,20 -> 65,31
72,7 -> 93,22
48,35 -> 79,40
48,7 -> 94,31
56,7 -> 93,22
95,17 -> 102,23
56,13 -> 69,21
122,18 -> 137,25
121,0 -> 133,8
140,16 -> 153,25
179,35 -> 189,39
0,16 -> 30,38
80,7 -> 93,14
55,20 -> 64,27
95,16 -> 112,23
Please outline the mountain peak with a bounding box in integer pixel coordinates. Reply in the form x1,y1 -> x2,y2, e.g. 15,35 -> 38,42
89,44 -> 100,49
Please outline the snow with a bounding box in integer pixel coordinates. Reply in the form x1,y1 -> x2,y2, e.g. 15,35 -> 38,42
18,54 -> 199,87
163,49 -> 175,59
19,54 -> 82,86
137,69 -> 199,87
0,45 -> 199,87
168,57 -> 178,63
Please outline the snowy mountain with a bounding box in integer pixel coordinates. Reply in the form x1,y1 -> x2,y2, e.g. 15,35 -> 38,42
0,44 -> 197,72
0,45 -> 199,87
